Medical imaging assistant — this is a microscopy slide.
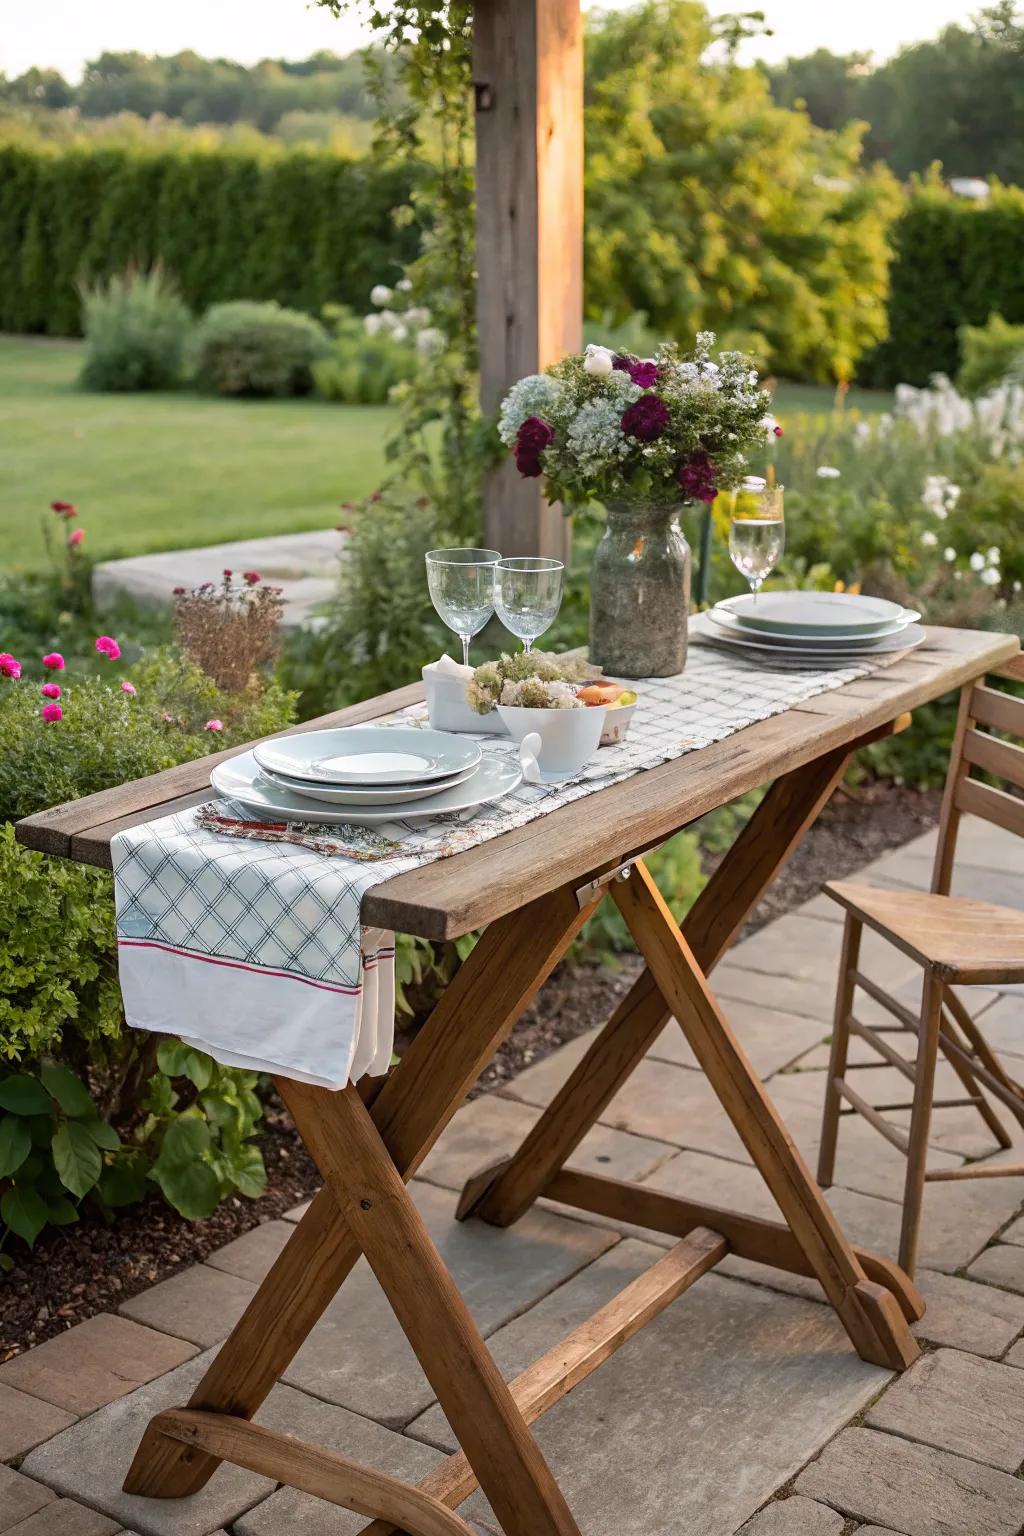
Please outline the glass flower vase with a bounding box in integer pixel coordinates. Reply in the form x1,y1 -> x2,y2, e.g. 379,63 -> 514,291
589,498 -> 691,678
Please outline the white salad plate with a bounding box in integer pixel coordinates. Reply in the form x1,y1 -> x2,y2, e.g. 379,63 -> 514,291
253,727 -> 482,787
693,611 -> 925,662
256,759 -> 479,807
719,591 -> 912,636
213,749 -> 522,825
706,605 -> 920,648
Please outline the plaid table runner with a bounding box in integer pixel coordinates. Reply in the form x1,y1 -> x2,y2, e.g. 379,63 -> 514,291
112,636 -> 896,1089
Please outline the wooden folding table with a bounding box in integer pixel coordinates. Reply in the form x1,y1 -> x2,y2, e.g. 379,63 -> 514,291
16,624 -> 1019,1536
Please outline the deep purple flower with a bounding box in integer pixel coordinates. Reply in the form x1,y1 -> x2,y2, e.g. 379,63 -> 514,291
628,360 -> 659,388
611,354 -> 634,373
677,452 -> 718,505
621,394 -> 669,442
514,415 -> 555,478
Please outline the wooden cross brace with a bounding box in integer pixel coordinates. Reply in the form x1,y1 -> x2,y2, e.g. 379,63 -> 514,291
122,726 -> 921,1536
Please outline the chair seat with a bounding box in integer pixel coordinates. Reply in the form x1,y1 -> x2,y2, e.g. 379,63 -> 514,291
825,881 -> 1024,985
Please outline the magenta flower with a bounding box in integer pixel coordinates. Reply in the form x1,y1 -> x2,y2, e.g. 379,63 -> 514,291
677,451 -> 719,505
50,500 -> 77,518
0,653 -> 21,680
774,424 -> 783,437
243,570 -> 262,585
40,682 -> 62,699
161,711 -> 174,723
95,636 -> 121,660
173,585 -> 186,596
612,355 -> 634,373
120,681 -> 136,696
42,652 -> 65,671
628,360 -> 659,388
40,702 -> 63,723
621,395 -> 669,441
67,527 -> 85,547
513,416 -> 555,478
205,719 -> 224,732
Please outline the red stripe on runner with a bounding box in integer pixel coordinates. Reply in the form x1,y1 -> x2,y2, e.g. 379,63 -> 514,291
117,938 -> 363,996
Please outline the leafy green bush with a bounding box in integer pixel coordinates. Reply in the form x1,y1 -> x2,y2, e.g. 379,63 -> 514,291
313,302 -> 418,404
191,300 -> 331,397
79,267 -> 192,391
957,313 -> 1024,398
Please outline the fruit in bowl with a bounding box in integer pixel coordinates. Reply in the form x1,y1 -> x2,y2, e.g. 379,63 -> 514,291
577,680 -> 638,744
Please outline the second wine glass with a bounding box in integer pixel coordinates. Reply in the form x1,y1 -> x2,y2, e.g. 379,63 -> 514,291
425,547 -> 501,666
728,477 -> 785,602
494,557 -> 564,653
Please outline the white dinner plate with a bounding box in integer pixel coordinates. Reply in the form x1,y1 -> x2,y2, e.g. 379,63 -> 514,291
719,591 -> 910,636
693,611 -> 925,662
257,759 -> 479,806
253,727 -> 482,787
706,605 -> 920,648
213,750 -> 522,825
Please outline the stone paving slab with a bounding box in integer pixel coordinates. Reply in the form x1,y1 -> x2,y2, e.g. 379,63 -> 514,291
644,998 -> 825,1079
967,1241 -> 1024,1293
866,1345 -> 1024,1472
911,1267 -> 1024,1358
6,1499 -> 122,1536
795,1424 -> 1024,1536
828,1171 -> 1024,1275
458,1273 -> 889,1536
408,1238 -> 664,1450
722,913 -> 919,991
963,993 -> 1024,1061
0,1315 -> 198,1418
737,1495 -> 845,1535
202,1220 -> 295,1285
0,1383 -> 76,1463
416,1093 -> 672,1195
0,1466 -> 55,1532
118,1264 -> 257,1348
278,1182 -> 616,1426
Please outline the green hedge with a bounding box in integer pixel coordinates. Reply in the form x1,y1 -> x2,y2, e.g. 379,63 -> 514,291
861,179 -> 1024,388
0,141 -> 420,336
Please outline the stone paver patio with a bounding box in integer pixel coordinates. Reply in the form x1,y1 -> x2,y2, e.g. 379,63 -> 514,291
3,814 -> 1024,1535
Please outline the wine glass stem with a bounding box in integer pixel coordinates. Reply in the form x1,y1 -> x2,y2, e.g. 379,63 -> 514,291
751,578 -> 761,604
523,637 -> 533,654
459,634 -> 471,667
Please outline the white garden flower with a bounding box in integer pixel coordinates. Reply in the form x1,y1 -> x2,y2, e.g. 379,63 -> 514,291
389,322 -> 408,342
816,466 -> 841,479
416,327 -> 445,356
396,277 -> 413,292
921,475 -> 959,519
584,345 -> 614,378
497,373 -> 562,446
363,313 -> 385,337
980,566 -> 1001,586
944,546 -> 957,562
760,414 -> 780,439
969,551 -> 986,571
854,421 -> 872,443
405,306 -> 431,328
370,284 -> 393,306
921,530 -> 938,547
987,546 -> 1001,565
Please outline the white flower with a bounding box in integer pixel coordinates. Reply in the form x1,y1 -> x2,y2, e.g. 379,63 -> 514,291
1014,580 -> 1022,593
396,277 -> 413,292
980,566 -> 1001,586
416,327 -> 445,356
816,466 -> 841,479
564,399 -> 630,477
854,420 -> 872,442
921,530 -> 938,547
389,322 -> 408,342
584,346 -> 614,378
363,313 -> 385,337
969,551 -> 986,571
370,284 -> 393,306
921,475 -> 959,520
987,546 -> 1001,565
497,374 -> 562,446
405,306 -> 431,328
944,546 -> 957,562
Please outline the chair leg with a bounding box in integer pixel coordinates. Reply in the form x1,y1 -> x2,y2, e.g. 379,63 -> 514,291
899,971 -> 945,1279
817,914 -> 862,1190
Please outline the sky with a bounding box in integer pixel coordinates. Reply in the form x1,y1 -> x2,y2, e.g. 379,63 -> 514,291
1,0 -> 982,82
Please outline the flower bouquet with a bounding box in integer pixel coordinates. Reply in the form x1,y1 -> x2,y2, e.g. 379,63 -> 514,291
498,334 -> 779,676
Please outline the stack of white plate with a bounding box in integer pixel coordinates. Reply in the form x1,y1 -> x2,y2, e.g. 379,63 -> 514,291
697,591 -> 924,664
210,726 -> 523,826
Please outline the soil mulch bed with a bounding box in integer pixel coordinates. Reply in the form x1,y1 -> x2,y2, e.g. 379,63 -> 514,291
0,781 -> 940,1362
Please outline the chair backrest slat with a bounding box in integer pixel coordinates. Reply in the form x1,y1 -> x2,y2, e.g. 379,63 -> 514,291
961,727 -> 1024,791
954,776 -> 1024,839
970,683 -> 1024,738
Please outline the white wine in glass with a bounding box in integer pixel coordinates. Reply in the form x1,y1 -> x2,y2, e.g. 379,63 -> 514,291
425,548 -> 501,666
728,479 -> 784,601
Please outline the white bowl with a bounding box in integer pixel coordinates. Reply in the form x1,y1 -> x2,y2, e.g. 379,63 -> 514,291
599,701 -> 637,746
497,703 -> 607,781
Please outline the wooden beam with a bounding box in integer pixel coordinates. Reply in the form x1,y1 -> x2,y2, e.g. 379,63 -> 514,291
473,0 -> 581,559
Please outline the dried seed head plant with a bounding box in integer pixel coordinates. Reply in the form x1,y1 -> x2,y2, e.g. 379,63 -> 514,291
173,570 -> 284,693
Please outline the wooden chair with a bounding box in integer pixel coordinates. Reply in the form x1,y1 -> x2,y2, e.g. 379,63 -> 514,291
817,662 -> 1024,1277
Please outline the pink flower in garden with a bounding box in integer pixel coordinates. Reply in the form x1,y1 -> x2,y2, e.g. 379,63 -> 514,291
621,395 -> 669,442
50,500 -> 77,518
40,702 -> 63,723
223,568 -> 233,579
120,681 -> 136,696
243,570 -> 261,585
173,585 -> 186,596
205,719 -> 224,732
627,360 -> 659,388
161,711 -> 174,723
67,527 -> 85,547
42,652 -> 65,671
514,416 -> 555,478
41,683 -> 62,699
774,424 -> 783,437
95,636 -> 121,660
0,653 -> 21,680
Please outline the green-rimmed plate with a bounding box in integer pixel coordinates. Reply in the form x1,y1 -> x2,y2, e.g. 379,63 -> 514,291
719,591 -> 912,636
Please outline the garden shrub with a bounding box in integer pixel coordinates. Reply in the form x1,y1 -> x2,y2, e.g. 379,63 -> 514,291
957,313 -> 1024,398
313,302 -> 418,405
79,266 -> 192,391
191,300 -> 331,397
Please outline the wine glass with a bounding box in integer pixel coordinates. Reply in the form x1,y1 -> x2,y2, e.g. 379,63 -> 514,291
728,478 -> 785,602
494,556 -> 564,653
425,547 -> 501,666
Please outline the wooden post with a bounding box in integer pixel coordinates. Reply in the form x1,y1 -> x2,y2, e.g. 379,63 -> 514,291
473,0 -> 582,559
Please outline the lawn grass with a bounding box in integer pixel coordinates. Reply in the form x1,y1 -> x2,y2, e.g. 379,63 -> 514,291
772,379 -> 894,417
1,336 -> 395,570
